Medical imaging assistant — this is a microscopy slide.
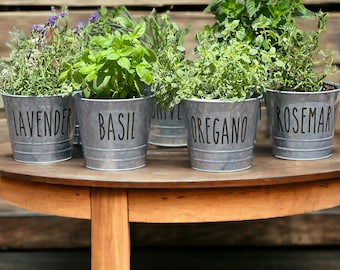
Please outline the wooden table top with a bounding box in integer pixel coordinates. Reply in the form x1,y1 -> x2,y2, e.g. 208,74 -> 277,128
1,118 -> 340,189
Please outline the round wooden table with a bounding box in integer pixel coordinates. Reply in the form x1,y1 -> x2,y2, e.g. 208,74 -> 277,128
1,124 -> 340,270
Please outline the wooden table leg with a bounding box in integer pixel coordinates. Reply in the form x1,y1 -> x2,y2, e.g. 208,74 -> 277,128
91,188 -> 130,270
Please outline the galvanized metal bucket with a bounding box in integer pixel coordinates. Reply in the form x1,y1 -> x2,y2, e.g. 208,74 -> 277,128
73,114 -> 82,145
74,93 -> 153,171
265,83 -> 340,160
2,93 -> 75,163
182,94 -> 262,172
148,103 -> 187,147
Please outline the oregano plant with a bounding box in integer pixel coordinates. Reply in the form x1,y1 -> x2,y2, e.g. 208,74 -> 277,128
178,26 -> 270,101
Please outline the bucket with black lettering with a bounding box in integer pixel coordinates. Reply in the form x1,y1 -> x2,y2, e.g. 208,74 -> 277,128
265,82 -> 340,160
2,93 -> 75,163
181,94 -> 262,172
148,103 -> 187,147
73,92 -> 153,171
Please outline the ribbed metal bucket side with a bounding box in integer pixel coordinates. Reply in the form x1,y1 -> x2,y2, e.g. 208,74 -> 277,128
149,103 -> 187,147
182,95 -> 261,172
74,95 -> 153,171
73,114 -> 82,145
265,85 -> 340,160
2,94 -> 75,163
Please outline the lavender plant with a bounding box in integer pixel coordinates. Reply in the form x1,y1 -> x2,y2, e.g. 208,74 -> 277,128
0,7 -> 83,96
85,6 -> 138,36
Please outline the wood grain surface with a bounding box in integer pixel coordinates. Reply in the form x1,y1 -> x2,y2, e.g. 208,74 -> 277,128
1,0 -> 340,6
91,189 -> 130,270
0,177 -> 91,219
1,116 -> 340,188
0,0 -> 209,7
1,9 -> 340,67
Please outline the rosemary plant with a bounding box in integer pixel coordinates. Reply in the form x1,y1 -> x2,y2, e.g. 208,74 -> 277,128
205,0 -> 337,92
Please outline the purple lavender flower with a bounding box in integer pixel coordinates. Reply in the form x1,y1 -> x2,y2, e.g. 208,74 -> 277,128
46,15 -> 58,26
31,24 -> 48,36
59,11 -> 67,18
88,12 -> 99,23
31,24 -> 45,33
73,21 -> 86,33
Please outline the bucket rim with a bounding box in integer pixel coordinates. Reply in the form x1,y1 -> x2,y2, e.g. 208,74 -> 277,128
1,93 -> 68,98
266,81 -> 340,95
72,90 -> 154,103
182,93 -> 262,104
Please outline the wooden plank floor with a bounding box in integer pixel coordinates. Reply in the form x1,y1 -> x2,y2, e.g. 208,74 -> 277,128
2,247 -> 340,270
